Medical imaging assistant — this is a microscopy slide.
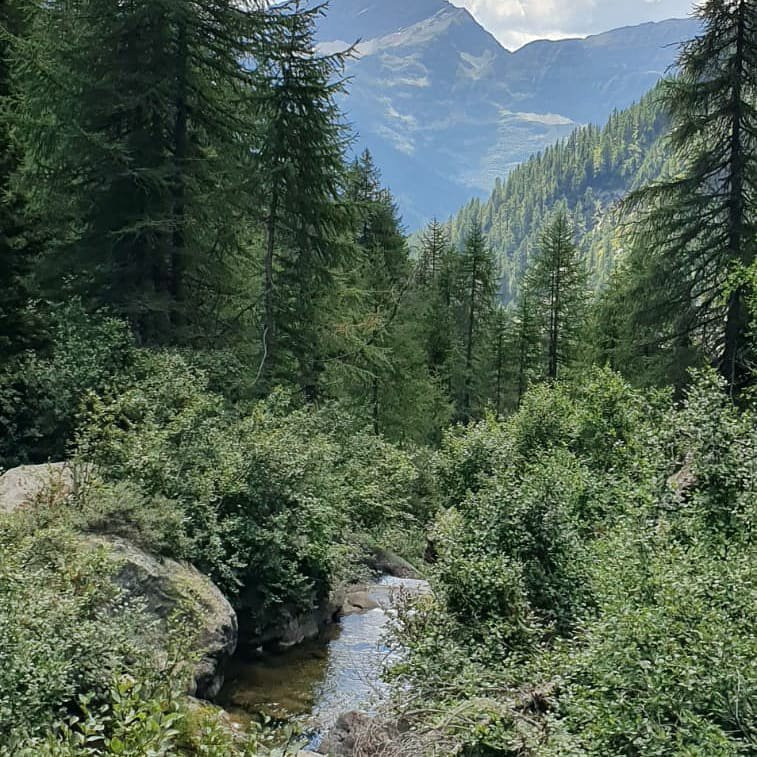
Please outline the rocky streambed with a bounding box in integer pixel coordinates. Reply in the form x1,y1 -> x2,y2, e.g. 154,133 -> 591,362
0,463 -> 429,754
220,576 -> 430,751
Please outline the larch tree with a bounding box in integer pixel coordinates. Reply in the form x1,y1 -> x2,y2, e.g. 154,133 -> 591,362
626,0 -> 757,393
253,0 -> 353,399
343,150 -> 411,434
527,210 -> 588,380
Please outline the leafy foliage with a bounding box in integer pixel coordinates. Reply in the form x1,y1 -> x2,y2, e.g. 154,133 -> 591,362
0,302 -> 134,468
387,370 -> 756,755
76,352 -> 423,615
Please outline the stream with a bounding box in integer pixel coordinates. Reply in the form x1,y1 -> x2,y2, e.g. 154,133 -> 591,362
218,575 -> 429,749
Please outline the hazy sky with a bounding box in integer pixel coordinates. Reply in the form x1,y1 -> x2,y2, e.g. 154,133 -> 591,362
451,0 -> 696,50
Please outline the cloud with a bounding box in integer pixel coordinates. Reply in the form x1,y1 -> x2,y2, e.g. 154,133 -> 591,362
451,0 -> 696,50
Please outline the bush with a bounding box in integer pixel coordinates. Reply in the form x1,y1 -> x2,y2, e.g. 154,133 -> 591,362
75,352 -> 424,621
385,370 -> 757,756
0,301 -> 133,468
0,521 -> 164,746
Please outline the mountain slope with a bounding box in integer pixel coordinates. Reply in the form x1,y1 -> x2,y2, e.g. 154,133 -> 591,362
447,86 -> 672,302
317,1 -> 697,227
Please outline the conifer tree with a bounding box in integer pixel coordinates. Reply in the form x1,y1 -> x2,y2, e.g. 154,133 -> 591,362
13,0 -> 266,345
626,0 -> 757,392
253,1 -> 352,398
415,220 -> 459,388
527,210 -> 588,380
0,1 -> 36,355
509,283 -> 541,405
488,306 -> 511,417
418,217 -> 448,285
458,222 -> 497,421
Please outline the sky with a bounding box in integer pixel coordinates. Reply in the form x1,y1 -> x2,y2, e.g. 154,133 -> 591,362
451,0 -> 696,50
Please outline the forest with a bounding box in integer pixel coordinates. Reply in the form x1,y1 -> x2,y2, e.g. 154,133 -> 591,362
0,0 -> 755,755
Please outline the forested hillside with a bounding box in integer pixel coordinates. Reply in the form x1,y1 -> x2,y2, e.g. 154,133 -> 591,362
316,1 -> 696,226
0,1 -> 755,756
449,87 -> 672,301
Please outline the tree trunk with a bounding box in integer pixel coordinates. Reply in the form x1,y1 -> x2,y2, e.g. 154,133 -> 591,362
170,18 -> 189,335
463,256 -> 478,422
721,0 -> 749,394
262,189 -> 278,387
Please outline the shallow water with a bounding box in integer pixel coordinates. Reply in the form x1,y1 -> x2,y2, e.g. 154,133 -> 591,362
219,575 -> 428,746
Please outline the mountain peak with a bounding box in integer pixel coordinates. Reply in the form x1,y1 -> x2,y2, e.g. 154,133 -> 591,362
317,3 -> 697,227
316,0 -> 454,44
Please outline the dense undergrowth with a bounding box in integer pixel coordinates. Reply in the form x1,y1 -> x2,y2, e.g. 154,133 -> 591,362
1,311 -> 755,755
0,306 -> 431,754
383,369 -> 756,755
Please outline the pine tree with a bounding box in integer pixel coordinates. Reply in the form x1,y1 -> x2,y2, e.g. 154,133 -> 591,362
488,306 -> 511,417
418,217 -> 449,286
253,0 -> 352,398
527,210 -> 588,380
509,284 -> 541,405
0,1 -> 36,356
626,0 -> 757,392
338,150 -> 411,434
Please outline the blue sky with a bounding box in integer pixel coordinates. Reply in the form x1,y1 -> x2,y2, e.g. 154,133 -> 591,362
452,0 -> 696,50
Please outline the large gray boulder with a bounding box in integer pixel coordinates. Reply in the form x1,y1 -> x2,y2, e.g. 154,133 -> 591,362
89,535 -> 237,699
0,463 -> 237,700
370,548 -> 422,580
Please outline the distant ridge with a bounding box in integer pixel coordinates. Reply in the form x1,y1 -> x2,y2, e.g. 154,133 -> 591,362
448,86 -> 672,302
317,0 -> 697,227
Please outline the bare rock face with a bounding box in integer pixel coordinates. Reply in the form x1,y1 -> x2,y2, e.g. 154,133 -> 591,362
340,587 -> 380,616
370,548 -> 422,580
0,463 -> 237,701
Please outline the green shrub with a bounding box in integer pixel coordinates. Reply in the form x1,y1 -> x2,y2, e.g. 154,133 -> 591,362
75,352 -> 424,620
0,521 -> 164,745
0,301 -> 133,468
386,370 -> 757,756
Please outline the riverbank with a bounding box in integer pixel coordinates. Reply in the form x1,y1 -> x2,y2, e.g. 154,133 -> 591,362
220,576 -> 430,751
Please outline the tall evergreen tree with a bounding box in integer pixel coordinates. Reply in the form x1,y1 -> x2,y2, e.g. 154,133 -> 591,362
0,1 -> 36,355
253,0 -> 352,398
626,0 -> 757,392
527,210 -> 588,380
488,306 -> 510,417
509,283 -> 542,405
458,222 -> 497,421
13,0 -> 266,345
417,217 -> 448,286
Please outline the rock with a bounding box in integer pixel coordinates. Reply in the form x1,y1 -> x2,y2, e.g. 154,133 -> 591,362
0,464 -> 237,701
371,548 -> 422,580
667,453 -> 697,501
237,587 -> 345,655
340,587 -> 380,615
0,462 -> 93,515
88,535 -> 237,700
318,710 -> 403,756
319,711 -> 375,756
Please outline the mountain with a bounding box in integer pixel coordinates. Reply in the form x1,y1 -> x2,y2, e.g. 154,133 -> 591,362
316,0 -> 697,228
447,86 -> 672,303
